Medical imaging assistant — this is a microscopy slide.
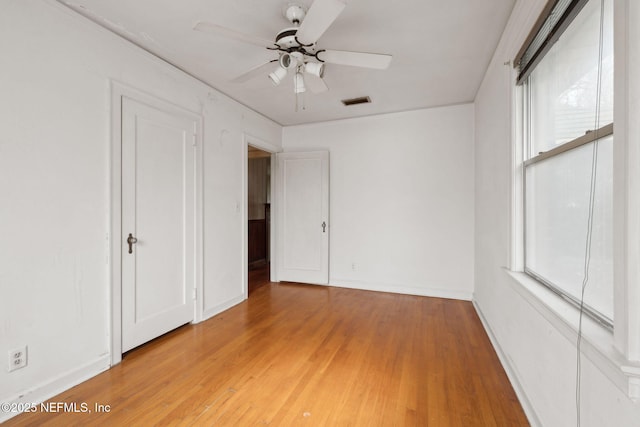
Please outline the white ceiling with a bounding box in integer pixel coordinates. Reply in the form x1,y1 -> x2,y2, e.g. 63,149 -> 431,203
56,0 -> 515,126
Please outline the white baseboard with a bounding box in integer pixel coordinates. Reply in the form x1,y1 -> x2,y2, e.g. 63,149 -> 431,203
0,355 -> 110,423
329,278 -> 473,301
202,294 -> 246,321
472,299 -> 541,427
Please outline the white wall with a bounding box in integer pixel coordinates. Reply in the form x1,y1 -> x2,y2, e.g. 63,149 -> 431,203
474,0 -> 640,425
0,0 -> 281,419
282,105 -> 475,300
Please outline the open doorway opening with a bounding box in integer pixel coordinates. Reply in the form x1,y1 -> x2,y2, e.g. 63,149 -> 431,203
247,145 -> 272,295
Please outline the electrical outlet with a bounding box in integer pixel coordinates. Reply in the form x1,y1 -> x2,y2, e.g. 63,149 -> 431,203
8,346 -> 27,372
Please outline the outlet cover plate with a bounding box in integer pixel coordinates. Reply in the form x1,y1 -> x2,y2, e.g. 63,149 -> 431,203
8,346 -> 28,372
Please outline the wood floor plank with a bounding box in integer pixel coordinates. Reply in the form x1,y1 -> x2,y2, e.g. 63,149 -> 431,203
5,267 -> 528,426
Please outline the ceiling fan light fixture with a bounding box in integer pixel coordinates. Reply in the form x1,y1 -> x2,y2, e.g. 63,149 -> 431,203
294,72 -> 306,93
279,53 -> 292,69
195,0 -> 392,111
268,66 -> 288,86
304,62 -> 325,78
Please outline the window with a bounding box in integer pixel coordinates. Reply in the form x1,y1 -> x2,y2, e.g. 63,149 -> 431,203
518,0 -> 613,325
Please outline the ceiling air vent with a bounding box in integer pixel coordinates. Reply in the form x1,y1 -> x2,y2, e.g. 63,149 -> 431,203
341,96 -> 371,106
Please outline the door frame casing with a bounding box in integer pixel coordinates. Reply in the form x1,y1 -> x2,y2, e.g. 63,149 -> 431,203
243,134 -> 281,288
110,81 -> 203,365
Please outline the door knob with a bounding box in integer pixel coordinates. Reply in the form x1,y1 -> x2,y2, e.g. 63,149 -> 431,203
127,233 -> 138,254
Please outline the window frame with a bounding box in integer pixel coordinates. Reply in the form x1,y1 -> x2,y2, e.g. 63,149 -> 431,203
507,0 -> 640,399
522,112 -> 614,329
518,0 -> 615,329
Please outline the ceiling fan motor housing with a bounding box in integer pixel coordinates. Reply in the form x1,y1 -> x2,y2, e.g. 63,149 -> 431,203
275,27 -> 304,49
275,4 -> 311,48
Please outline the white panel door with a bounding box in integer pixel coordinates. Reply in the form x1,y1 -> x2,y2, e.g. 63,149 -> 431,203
277,151 -> 329,284
121,97 -> 195,352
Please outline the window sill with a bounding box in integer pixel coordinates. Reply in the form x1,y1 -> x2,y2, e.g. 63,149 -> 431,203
505,269 -> 640,402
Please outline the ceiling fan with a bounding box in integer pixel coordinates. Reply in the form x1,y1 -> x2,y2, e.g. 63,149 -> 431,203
193,0 -> 392,97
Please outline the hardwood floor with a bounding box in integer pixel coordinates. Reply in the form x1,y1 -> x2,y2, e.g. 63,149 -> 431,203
6,271 -> 528,426
248,262 -> 271,295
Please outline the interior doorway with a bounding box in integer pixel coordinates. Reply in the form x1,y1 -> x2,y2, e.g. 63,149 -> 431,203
110,82 -> 203,366
247,145 -> 272,295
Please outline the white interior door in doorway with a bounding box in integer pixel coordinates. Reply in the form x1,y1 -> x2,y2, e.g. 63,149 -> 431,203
121,97 -> 197,352
276,151 -> 329,284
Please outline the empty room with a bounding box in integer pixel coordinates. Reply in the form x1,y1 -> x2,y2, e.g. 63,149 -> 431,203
1,0 -> 639,425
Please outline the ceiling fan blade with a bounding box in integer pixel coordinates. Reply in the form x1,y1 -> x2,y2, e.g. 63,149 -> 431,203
296,0 -> 346,45
305,74 -> 329,93
231,60 -> 277,83
194,22 -> 273,48
317,50 -> 392,70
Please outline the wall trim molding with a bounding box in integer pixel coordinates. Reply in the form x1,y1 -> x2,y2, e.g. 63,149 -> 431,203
329,278 -> 472,301
473,300 -> 542,427
0,355 -> 110,423
202,295 -> 246,321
